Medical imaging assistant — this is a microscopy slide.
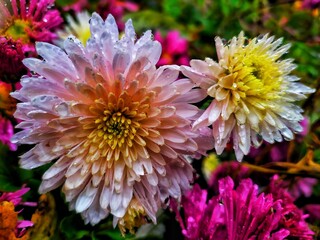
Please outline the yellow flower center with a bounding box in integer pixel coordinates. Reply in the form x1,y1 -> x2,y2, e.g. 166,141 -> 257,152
230,48 -> 283,101
3,19 -> 31,43
83,88 -> 153,164
95,110 -> 139,150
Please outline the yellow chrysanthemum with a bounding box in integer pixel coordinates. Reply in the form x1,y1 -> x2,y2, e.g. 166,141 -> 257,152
182,32 -> 315,160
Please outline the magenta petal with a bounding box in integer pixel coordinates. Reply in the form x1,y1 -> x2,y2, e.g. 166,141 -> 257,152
16,220 -> 34,228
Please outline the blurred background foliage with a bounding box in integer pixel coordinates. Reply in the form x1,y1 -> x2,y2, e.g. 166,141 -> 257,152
1,0 -> 320,239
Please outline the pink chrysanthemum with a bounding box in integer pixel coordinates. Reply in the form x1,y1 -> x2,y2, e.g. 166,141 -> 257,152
181,32 -> 315,160
172,177 -> 291,240
0,0 -> 62,52
154,30 -> 189,66
0,185 -> 36,238
11,13 -> 212,232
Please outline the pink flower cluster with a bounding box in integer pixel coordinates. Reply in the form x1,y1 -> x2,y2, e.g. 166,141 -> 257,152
172,176 -> 314,240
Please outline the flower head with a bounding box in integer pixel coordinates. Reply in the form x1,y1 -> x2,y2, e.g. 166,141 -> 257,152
154,30 -> 189,66
181,32 -> 315,160
0,186 -> 36,238
172,177 -> 292,240
0,37 -> 26,83
11,13 -> 211,229
56,11 -> 91,46
0,0 -> 63,52
267,175 -> 315,239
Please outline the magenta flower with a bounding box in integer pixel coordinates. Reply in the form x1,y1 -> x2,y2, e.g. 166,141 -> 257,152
0,185 -> 36,238
0,185 -> 37,208
267,175 -> 314,239
11,13 -> 212,232
154,31 -> 189,66
0,0 -> 62,53
172,177 -> 291,240
0,37 -> 26,83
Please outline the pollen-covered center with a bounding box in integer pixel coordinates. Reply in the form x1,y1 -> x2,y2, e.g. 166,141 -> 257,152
83,90 -> 152,164
2,19 -> 31,43
210,44 -> 284,109
95,110 -> 139,150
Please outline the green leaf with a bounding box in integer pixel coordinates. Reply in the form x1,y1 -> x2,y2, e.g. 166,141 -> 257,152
162,0 -> 182,18
95,230 -> 124,240
55,0 -> 78,7
124,10 -> 184,33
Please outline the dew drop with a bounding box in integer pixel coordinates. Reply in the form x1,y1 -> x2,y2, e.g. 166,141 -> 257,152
55,102 -> 69,117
